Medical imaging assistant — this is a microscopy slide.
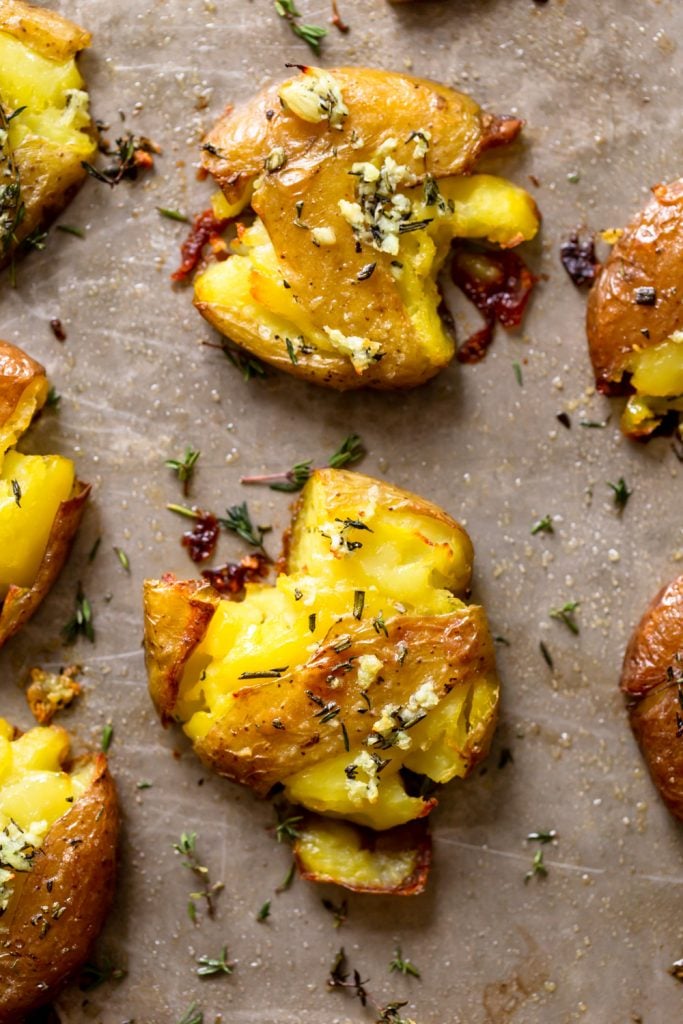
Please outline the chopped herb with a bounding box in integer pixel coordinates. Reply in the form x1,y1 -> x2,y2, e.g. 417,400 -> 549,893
556,412 -> 571,429
158,207 -> 189,222
62,584 -> 95,644
88,536 -> 102,562
219,502 -> 270,551
498,747 -> 514,769
322,897 -> 348,928
272,718 -> 285,730
527,828 -> 557,843
220,342 -> 268,381
389,947 -> 420,978
524,847 -> 548,883
101,722 -> 114,752
309,612 -> 317,632
264,147 -> 287,173
238,668 -> 287,680
294,588 -> 303,600
166,447 -> 200,496
332,636 -> 353,653
398,217 -> 433,234
82,129 -> 158,187
579,418 -> 609,428
49,318 -> 66,341
608,477 -> 631,513
328,433 -> 366,469
285,337 -> 298,364
22,226 -> 48,250
240,459 -> 312,493
46,386 -> 61,407
539,641 -> 554,669
549,600 -> 580,635
11,478 -> 21,507
531,514 -> 553,536
136,780 -> 153,790
274,809 -> 303,844
494,635 -> 510,646
113,546 -> 130,572
634,285 -> 656,306
513,361 -> 523,386
257,900 -> 271,922
196,946 -> 234,976
56,224 -> 85,238
78,958 -> 127,991
372,611 -> 388,637
274,0 -> 328,53
357,262 -> 376,281
328,948 -> 411,1023
166,502 -> 201,520
353,589 -> 365,620
177,1003 -> 203,1024
341,721 -> 350,751
173,831 -> 222,919
276,860 -> 296,893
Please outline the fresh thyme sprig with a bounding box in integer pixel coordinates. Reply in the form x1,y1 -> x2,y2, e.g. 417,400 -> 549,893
273,809 -> 303,844
328,948 -> 415,1024
328,433 -> 366,469
240,433 -> 366,492
173,831 -> 223,920
177,1003 -> 203,1024
274,0 -> 327,53
549,600 -> 580,635
82,128 -> 159,186
531,514 -> 554,536
389,948 -> 420,978
166,447 -> 200,496
608,476 -> 632,513
219,502 -> 271,552
62,584 -> 95,644
195,945 -> 234,976
524,828 -> 557,883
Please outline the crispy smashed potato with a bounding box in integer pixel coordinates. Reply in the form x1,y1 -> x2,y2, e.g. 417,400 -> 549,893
0,717 -> 118,1021
26,664 -> 81,724
0,340 -> 89,648
144,469 -> 499,892
621,575 -> 683,820
587,179 -> 683,438
0,0 -> 95,267
195,65 -> 539,389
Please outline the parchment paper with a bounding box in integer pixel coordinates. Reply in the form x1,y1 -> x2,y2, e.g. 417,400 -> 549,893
2,1 -> 683,1021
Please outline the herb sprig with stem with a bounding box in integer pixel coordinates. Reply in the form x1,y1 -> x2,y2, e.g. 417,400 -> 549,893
389,947 -> 420,978
82,125 -> 158,187
219,502 -> 271,552
549,600 -> 580,635
195,945 -> 234,977
524,828 -> 557,883
240,433 -> 366,492
274,0 -> 328,53
328,948 -> 414,1024
273,808 -> 303,844
608,476 -> 632,513
531,514 -> 554,536
173,831 -> 223,921
166,447 -> 200,496
177,1003 -> 203,1024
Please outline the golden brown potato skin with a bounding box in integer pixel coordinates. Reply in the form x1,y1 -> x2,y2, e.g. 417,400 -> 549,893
621,575 -> 683,821
587,179 -> 683,393
0,755 -> 118,1022
0,340 -> 46,433
0,479 -> 91,649
0,0 -> 90,60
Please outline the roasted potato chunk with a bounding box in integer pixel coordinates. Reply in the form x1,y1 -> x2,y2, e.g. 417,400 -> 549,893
586,179 -> 683,437
144,469 -> 499,890
0,0 -> 95,267
621,575 -> 683,821
0,717 -> 118,1021
0,340 -> 89,648
195,66 -> 539,390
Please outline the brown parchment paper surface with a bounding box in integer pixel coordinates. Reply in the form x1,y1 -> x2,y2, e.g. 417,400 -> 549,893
2,1 -> 683,1021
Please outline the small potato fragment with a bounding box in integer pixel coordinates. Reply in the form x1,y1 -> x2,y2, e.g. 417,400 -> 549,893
194,65 -> 539,389
294,816 -> 431,895
621,575 -> 683,820
26,665 -> 81,725
586,179 -> 683,437
144,469 -> 500,892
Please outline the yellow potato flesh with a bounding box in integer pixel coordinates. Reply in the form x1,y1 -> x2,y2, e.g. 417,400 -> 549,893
0,449 -> 75,599
0,720 -> 92,834
0,31 -> 93,156
194,173 -> 538,374
296,818 -> 422,890
176,475 -> 493,830
623,333 -> 683,435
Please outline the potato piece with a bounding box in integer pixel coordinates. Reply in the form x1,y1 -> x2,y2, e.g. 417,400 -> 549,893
294,816 -> 431,895
0,717 -> 118,1022
0,0 -> 95,267
0,339 -> 90,648
195,66 -> 539,390
621,575 -> 683,820
586,179 -> 683,437
144,469 -> 500,889
26,665 -> 81,725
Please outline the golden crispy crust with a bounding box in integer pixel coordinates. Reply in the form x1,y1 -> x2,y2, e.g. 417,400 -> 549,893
0,755 -> 118,1022
0,480 -> 90,649
0,0 -> 90,62
621,575 -> 683,820
294,817 -> 432,895
196,606 -> 494,795
0,340 -> 46,437
587,179 -> 683,392
143,575 -> 217,724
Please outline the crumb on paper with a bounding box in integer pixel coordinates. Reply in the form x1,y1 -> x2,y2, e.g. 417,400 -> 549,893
26,665 -> 82,724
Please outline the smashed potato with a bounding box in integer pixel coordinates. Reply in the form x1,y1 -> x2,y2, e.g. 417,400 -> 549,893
621,575 -> 683,820
0,0 -> 95,267
144,469 -> 499,892
0,717 -> 118,1021
0,340 -> 89,648
195,65 -> 539,389
587,179 -> 683,437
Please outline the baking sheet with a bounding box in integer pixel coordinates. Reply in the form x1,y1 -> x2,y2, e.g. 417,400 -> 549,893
2,0 -> 683,1021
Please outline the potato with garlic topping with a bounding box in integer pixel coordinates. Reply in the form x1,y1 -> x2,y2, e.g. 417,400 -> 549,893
0,716 -> 118,1021
144,469 -> 500,893
0,340 -> 89,647
587,178 -> 683,438
0,0 -> 96,268
195,65 -> 540,390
